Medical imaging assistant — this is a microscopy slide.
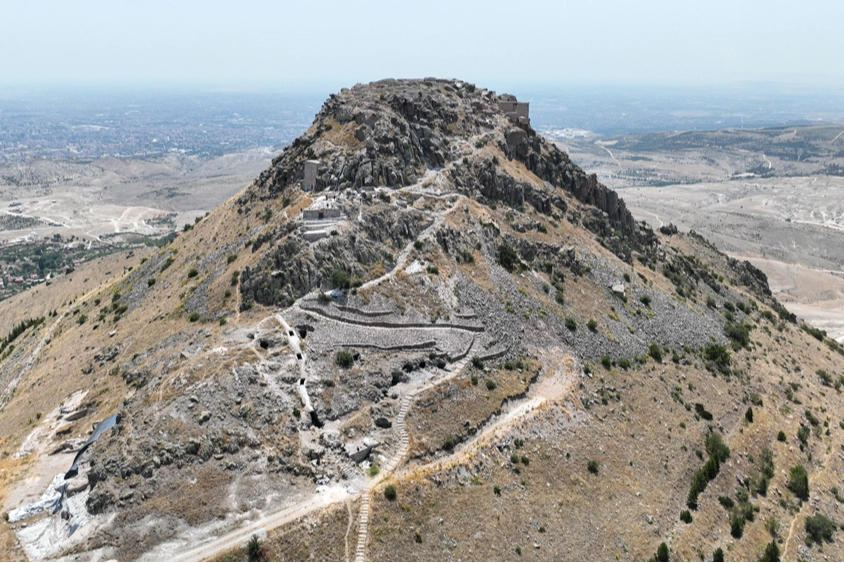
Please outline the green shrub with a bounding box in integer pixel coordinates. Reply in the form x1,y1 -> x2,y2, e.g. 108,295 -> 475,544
368,464 -> 379,477
648,342 -> 662,362
520,455 -> 529,466
493,484 -> 501,496
565,317 -> 577,331
76,314 -> 87,325
147,277 -> 156,286
384,485 -> 397,501
230,270 -> 240,286
510,453 -> 520,464
470,375 -> 478,385
639,294 -> 652,307
587,319 -> 598,332
227,254 -> 238,264
730,511 -> 746,538
587,460 -> 599,474
802,323 -> 826,341
745,406 -> 754,423
777,430 -> 786,442
486,379 -> 497,391
817,369 -> 832,386
601,355 -> 612,370
680,510 -> 693,523
426,265 -> 439,275
725,322 -> 750,349
704,343 -> 731,370
760,540 -> 780,562
787,465 -> 809,501
498,243 -> 520,272
805,514 -> 837,545
188,312 -> 200,322
187,267 -> 199,278
443,437 -> 456,450
330,269 -> 351,289
471,356 -> 484,369
706,296 -> 717,308
797,425 -> 810,445
247,534 -> 265,562
713,547 -> 724,562
618,358 -> 631,370
219,317 -> 227,326
335,350 -> 354,368
415,532 -> 422,543
654,542 -> 669,562
224,289 -> 232,298
413,240 -> 423,250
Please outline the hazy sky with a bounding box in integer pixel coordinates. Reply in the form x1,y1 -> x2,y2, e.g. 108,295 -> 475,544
2,0 -> 843,92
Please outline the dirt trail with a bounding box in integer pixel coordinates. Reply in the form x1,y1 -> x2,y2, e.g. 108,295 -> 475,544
170,484 -> 348,562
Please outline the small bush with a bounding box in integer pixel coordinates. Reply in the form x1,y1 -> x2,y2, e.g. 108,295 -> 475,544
805,514 -> 837,545
648,342 -> 663,362
706,296 -> 717,309
600,355 -> 612,370
330,269 -> 351,289
368,464 -> 379,477
443,436 -> 456,450
187,267 -> 199,278
777,430 -> 786,442
745,406 -> 754,423
655,542 -> 669,562
147,277 -> 156,286
587,319 -> 598,332
760,540 -> 780,562
76,314 -> 87,325
787,465 -> 809,501
384,485 -> 397,501
335,350 -> 354,368
680,510 -> 693,523
520,455 -> 529,466
230,270 -> 240,286
188,312 -> 200,322
486,379 -> 497,391
493,484 -> 501,496
470,375 -> 479,385
618,358 -> 631,370
426,265 -> 439,275
565,317 -> 577,331
247,534 -> 265,562
227,254 -> 238,264
415,532 -> 422,543
224,289 -> 232,298
413,240 -> 423,250
471,356 -> 484,369
713,547 -> 724,562
498,243 -> 520,272
639,294 -> 652,307
219,317 -> 227,326
587,460 -> 599,474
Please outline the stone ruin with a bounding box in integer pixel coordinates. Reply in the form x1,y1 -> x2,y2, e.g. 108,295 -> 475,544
303,159 -> 320,192
499,95 -> 530,126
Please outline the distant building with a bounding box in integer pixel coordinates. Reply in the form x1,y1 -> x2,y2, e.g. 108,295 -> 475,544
303,160 -> 320,191
499,100 -> 530,126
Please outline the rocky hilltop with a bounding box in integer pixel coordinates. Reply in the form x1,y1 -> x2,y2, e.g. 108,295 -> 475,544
0,79 -> 843,562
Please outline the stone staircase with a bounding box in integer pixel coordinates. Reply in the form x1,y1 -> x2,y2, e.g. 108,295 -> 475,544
354,391 -> 414,561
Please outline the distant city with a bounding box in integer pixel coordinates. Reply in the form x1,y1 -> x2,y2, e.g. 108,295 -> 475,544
2,84 -> 844,164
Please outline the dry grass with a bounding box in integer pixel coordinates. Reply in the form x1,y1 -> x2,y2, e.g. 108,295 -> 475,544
407,366 -> 531,458
212,499 -> 359,562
